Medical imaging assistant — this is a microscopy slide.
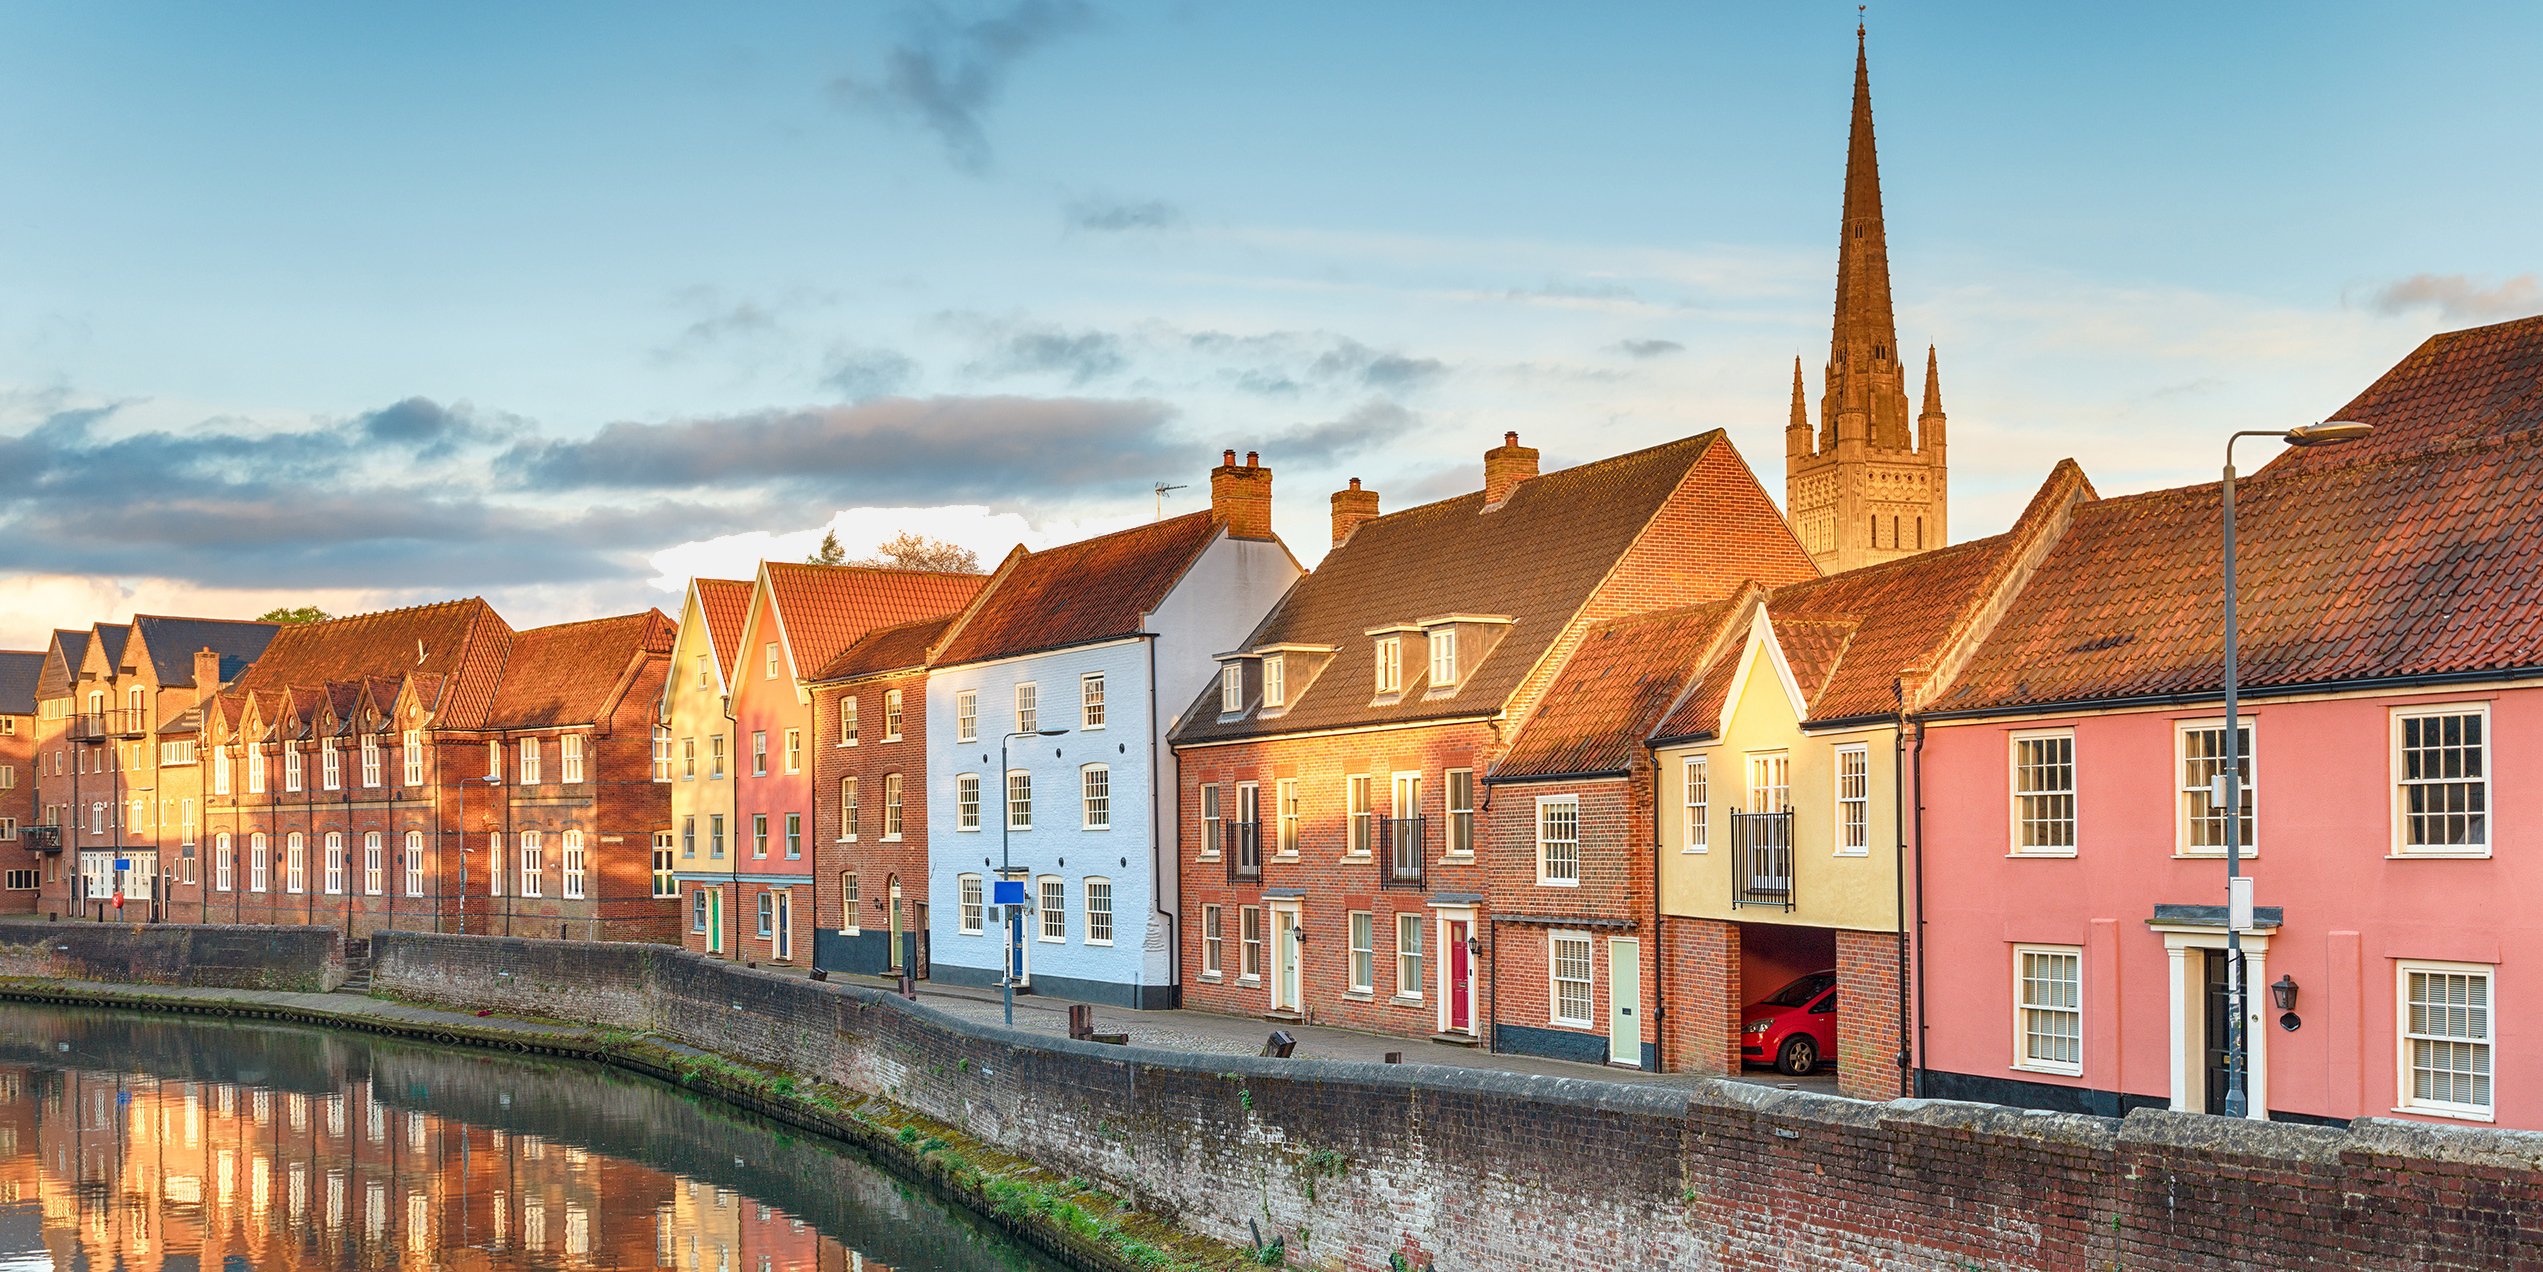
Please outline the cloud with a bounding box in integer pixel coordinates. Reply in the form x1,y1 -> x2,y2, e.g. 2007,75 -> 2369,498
506,395 -> 1180,496
1272,400 -> 1413,464
965,323 -> 1127,384
1065,196 -> 1183,233
1611,338 -> 1685,359
1309,339 -> 1447,392
2365,273 -> 2542,324
823,345 -> 921,400
829,0 -> 1095,172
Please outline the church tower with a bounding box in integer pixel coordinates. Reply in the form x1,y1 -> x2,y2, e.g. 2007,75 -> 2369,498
1785,23 -> 1948,574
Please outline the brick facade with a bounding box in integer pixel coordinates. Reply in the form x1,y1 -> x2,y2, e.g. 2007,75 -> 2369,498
0,660 -> 35,912
1662,916 -> 1743,1075
1481,769 -> 1658,1068
811,665 -> 933,976
1835,927 -> 1907,1099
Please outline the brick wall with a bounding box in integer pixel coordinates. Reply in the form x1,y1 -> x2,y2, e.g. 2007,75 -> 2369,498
1835,928 -> 1906,1099
1482,772 -> 1655,1067
811,669 -> 931,974
0,711 -> 35,913
0,922 -> 343,991
371,932 -> 2543,1272
1662,916 -> 1741,1074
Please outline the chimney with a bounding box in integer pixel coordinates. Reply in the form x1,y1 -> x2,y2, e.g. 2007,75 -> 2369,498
1209,448 -> 1274,540
192,647 -> 223,693
1482,431 -> 1539,509
1330,478 -> 1381,547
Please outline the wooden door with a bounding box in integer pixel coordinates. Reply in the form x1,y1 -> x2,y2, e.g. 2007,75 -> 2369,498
1608,938 -> 1641,1067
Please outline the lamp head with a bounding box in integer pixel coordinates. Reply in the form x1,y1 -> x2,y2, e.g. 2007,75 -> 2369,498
2284,420 -> 2372,447
1036,728 -> 1067,737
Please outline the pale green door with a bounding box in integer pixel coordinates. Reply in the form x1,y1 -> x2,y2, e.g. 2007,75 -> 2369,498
1608,937 -> 1641,1068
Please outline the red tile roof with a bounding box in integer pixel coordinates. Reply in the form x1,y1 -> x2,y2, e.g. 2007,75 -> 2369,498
1935,427 -> 2543,713
935,511 -> 1223,667
2264,314 -> 2543,476
694,578 -> 754,679
483,610 -> 677,729
763,563 -> 987,677
231,598 -> 515,729
811,614 -> 955,684
1492,598 -> 1747,781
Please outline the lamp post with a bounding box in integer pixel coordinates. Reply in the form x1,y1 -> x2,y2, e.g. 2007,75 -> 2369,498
1000,726 -> 1068,1026
2218,419 -> 2370,1118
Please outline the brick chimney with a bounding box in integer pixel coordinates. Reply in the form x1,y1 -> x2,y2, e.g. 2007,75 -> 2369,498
1482,431 -> 1539,509
1330,478 -> 1381,547
1210,449 -> 1274,540
192,647 -> 224,692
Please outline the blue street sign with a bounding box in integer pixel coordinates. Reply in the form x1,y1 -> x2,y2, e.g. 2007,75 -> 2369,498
113,858 -> 130,871
992,879 -> 1027,907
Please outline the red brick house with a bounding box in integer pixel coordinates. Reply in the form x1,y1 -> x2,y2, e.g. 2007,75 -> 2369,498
1170,430 -> 1816,1045
0,650 -> 40,911
807,614 -> 954,977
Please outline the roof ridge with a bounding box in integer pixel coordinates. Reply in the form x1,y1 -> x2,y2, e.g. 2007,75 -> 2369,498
1353,431 -> 1724,526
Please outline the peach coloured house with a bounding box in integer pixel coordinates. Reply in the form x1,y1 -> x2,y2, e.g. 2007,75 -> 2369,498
1913,317 -> 2543,1128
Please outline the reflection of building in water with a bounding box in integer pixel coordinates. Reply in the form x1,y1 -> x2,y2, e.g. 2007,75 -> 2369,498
0,1060 -> 868,1271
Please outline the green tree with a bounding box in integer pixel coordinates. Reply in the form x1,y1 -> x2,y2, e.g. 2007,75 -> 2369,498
805,529 -> 848,565
256,605 -> 332,625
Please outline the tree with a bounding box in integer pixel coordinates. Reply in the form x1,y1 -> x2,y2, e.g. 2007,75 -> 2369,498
851,531 -> 982,574
805,529 -> 847,565
257,605 -> 332,625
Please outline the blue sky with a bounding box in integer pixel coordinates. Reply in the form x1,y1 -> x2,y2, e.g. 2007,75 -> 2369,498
3,2 -> 2537,645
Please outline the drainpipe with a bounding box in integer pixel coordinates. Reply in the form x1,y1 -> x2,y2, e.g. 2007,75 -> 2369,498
1891,678 -> 1912,1097
1145,634 -> 1178,1006
1649,740 -> 1667,1069
1910,713 -> 1931,1097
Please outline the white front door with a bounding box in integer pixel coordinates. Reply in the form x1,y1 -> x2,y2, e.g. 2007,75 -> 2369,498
1608,938 -> 1642,1068
1271,905 -> 1302,1013
772,891 -> 792,961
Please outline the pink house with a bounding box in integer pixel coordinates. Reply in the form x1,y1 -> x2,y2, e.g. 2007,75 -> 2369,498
1913,315 -> 2543,1128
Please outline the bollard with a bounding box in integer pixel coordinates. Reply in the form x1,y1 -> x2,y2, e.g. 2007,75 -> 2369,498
1068,1004 -> 1095,1041
1383,1051 -> 1403,1064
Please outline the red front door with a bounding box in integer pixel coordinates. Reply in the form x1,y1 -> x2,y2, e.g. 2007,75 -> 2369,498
1448,920 -> 1471,1031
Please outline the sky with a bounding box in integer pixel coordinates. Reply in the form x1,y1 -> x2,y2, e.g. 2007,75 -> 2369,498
3,2 -> 2539,649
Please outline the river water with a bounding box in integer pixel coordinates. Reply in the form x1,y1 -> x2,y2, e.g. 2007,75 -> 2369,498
0,1001 -> 1063,1271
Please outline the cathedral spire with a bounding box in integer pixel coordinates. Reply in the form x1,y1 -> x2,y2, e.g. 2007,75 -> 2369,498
1790,356 -> 1810,430
1919,343 -> 1948,453
1921,343 -> 1942,416
1822,19 -> 1910,451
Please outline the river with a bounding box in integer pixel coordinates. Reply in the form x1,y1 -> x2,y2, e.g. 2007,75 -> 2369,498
0,1000 -> 1065,1271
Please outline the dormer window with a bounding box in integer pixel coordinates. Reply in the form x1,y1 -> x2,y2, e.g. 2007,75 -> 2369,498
1262,655 -> 1286,708
1428,628 -> 1460,689
1220,664 -> 1244,714
1374,637 -> 1402,694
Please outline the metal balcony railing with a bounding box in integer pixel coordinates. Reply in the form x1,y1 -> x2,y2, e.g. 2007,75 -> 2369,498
1379,816 -> 1426,888
1731,809 -> 1795,911
1225,821 -> 1262,883
22,826 -> 62,855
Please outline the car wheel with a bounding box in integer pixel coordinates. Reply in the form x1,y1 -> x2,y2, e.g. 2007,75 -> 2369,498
1776,1035 -> 1818,1076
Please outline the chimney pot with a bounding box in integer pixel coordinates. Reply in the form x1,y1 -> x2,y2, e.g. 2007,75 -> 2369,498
1330,478 -> 1382,548
1482,431 -> 1541,509
1505,431 -> 1519,447
1210,449 -> 1274,540
1222,448 -> 1237,467
1246,450 -> 1259,468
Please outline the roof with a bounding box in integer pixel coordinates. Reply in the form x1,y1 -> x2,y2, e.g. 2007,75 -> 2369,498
0,651 -> 43,715
695,578 -> 753,678
763,562 -> 987,676
1491,600 -> 1745,781
35,630 -> 89,700
1176,432 -> 1811,743
129,615 -> 280,688
811,614 -> 956,684
935,511 -> 1223,667
231,598 -> 515,729
89,624 -> 132,673
1935,427 -> 2543,714
482,610 -> 678,729
2264,313 -> 2543,477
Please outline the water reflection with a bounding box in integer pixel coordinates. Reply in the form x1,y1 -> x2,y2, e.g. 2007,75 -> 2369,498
0,1002 -> 1058,1272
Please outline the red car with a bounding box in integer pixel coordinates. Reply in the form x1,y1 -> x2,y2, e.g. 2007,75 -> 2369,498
1742,970 -> 1838,1076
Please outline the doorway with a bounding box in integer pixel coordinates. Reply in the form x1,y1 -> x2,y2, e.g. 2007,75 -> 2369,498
1271,905 -> 1302,1014
886,876 -> 904,971
1444,917 -> 1473,1034
1608,937 -> 1641,1067
773,890 -> 793,961
2203,949 -> 2236,1115
706,889 -> 724,955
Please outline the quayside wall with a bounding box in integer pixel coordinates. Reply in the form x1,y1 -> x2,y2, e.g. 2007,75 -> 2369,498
0,921 -> 343,991
359,931 -> 2543,1272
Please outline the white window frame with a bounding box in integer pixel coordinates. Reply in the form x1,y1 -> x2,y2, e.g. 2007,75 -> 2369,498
1427,628 -> 1459,689
958,874 -> 984,935
1199,783 -> 1222,859
247,746 -> 267,794
839,776 -> 859,841
364,832 -> 384,896
1219,664 -> 1243,715
519,831 -> 544,898
1346,910 -> 1374,994
1445,768 -> 1474,857
956,774 -> 981,832
1834,743 -> 1870,857
1239,905 -> 1263,981
1276,778 -> 1301,856
842,872 -> 861,934
2391,705 -> 2491,858
2012,944 -> 2085,1076
1261,656 -> 1286,708
1549,932 -> 1595,1027
839,696 -> 860,746
323,832 -> 345,895
2175,718 -> 2255,858
1374,636 -> 1402,694
1080,764 -> 1111,830
653,725 -> 671,782
250,834 -> 270,892
284,745 -> 304,792
878,775 -> 901,841
1014,683 -> 1038,734
763,642 -> 778,680
404,729 -> 427,787
2010,730 -> 2078,857
1396,912 -> 1424,1000
1535,795 -> 1581,886
1346,775 -> 1373,857
560,733 -> 583,785
1006,770 -> 1033,831
2396,960 -> 2496,1121
562,830 -> 586,899
216,833 -> 234,891
1682,755 -> 1709,852
955,690 -> 977,743
519,737 -> 542,785
1085,877 -> 1114,946
1201,904 -> 1224,978
1746,751 -> 1790,813
750,730 -> 767,777
882,689 -> 903,742
1037,875 -> 1065,943
285,832 -> 307,894
1080,673 -> 1106,730
362,736 -> 383,788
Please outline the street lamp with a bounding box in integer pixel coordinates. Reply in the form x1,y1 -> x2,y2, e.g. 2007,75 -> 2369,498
2218,419 -> 2370,1118
1000,726 -> 1068,1027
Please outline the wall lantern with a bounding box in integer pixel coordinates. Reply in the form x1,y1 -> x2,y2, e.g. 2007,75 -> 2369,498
2270,974 -> 2298,1011
1465,937 -> 1481,957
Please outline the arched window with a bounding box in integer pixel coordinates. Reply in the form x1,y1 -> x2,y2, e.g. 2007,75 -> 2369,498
403,831 -> 425,897
323,832 -> 345,895
285,832 -> 307,894
249,833 -> 269,892
215,833 -> 234,892
364,832 -> 384,895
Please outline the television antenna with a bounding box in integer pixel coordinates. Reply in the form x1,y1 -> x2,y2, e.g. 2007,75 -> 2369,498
1153,482 -> 1188,520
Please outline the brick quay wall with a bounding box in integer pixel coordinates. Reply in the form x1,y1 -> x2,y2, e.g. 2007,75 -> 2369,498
361,931 -> 2543,1271
0,922 -> 345,992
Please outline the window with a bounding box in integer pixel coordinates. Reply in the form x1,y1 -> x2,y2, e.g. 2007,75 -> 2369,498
756,893 -> 773,937
214,748 -> 232,796
2167,720 -> 2263,858
881,775 -> 903,838
485,739 -> 502,783
1086,878 -> 1114,945
285,833 -> 307,893
1200,783 -> 1222,857
682,737 -> 697,780
842,872 -> 861,934
692,890 -> 709,933
764,643 -> 778,680
1683,756 -> 1709,852
1537,797 -> 1581,884
1748,752 -> 1790,812
1239,906 -> 1263,980
653,726 -> 671,782
1007,771 -> 1033,831
1081,765 -> 1110,830
1446,769 -> 1474,856
956,690 -> 977,743
519,737 -> 542,785
682,816 -> 697,858
709,814 -> 725,858
2013,946 -> 2084,1075
882,690 -> 903,741
752,814 -> 769,859
560,734 -> 584,784
1037,876 -> 1065,942
839,697 -> 860,746
362,735 -> 384,788
1080,673 -> 1105,729
405,729 -> 427,786
1835,744 -> 1870,856
2399,963 -> 2494,1118
284,745 -> 304,792
519,832 -> 544,897
1347,775 -> 1373,856
958,875 -> 984,934
365,833 -> 384,895
2012,732 -> 2077,855
1202,905 -> 1224,976
181,798 -> 196,846
3,871 -> 33,890
1550,934 -> 1594,1027
215,834 -> 234,891
562,831 -> 586,899
1220,664 -> 1243,714
247,747 -> 267,794
1374,636 -> 1402,694
489,833 -> 504,896
956,774 -> 980,831
697,653 -> 710,689
710,735 -> 725,779
1262,656 -> 1286,708
1014,683 -> 1038,734
1397,914 -> 1424,998
1347,911 -> 1374,993
1428,628 -> 1459,688
838,777 -> 860,840
783,729 -> 801,774
2396,707 -> 2488,855
751,731 -> 767,777
785,813 -> 802,860
1277,779 -> 1301,855
324,833 -> 345,894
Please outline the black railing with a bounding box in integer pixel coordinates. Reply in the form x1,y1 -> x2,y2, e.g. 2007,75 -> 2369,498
21,826 -> 62,855
1226,821 -> 1262,882
1378,816 -> 1426,888
68,709 -> 146,741
1731,809 -> 1795,911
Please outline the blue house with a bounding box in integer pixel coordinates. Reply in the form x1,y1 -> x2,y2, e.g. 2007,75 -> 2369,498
924,452 -> 1300,1008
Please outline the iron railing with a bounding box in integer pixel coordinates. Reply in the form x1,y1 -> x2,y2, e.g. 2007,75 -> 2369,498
69,710 -> 147,742
1731,809 -> 1795,911
1379,816 -> 1426,888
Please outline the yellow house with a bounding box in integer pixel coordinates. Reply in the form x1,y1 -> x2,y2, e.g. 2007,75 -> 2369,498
1654,462 -> 2089,1097
663,578 -> 752,957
